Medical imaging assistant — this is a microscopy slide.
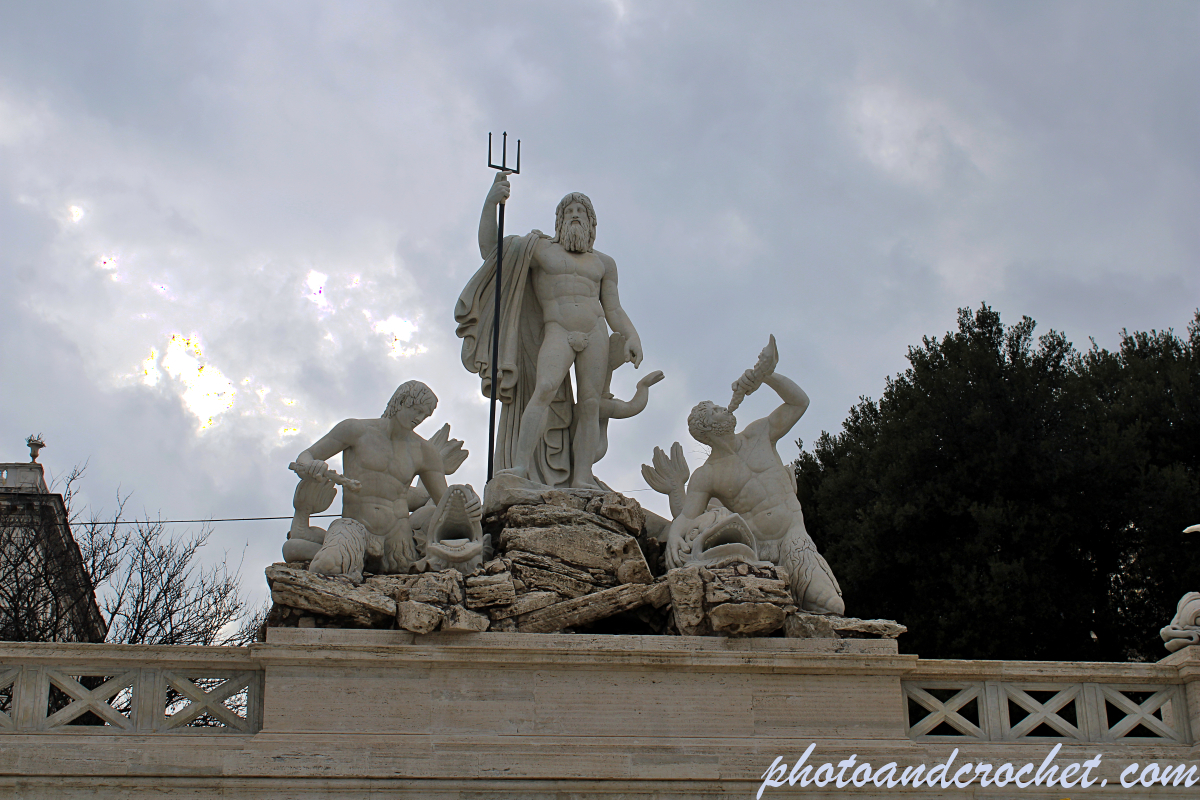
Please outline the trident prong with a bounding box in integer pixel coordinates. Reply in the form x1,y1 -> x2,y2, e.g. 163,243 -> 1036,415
488,131 -> 520,174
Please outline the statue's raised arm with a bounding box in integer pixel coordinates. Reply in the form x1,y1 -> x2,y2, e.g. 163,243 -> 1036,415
759,373 -> 810,444
727,335 -> 809,444
478,172 -> 510,259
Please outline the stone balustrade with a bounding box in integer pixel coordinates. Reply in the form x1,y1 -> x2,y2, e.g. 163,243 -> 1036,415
903,659 -> 1190,744
0,642 -> 262,734
2,632 -> 1199,797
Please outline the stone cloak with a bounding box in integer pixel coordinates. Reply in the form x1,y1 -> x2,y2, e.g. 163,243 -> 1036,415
455,230 -> 574,487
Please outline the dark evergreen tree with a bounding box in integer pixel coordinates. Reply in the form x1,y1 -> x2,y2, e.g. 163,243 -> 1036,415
1069,317 -> 1200,658
797,305 -> 1200,661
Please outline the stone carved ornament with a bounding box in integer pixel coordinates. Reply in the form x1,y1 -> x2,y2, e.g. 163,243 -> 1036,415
643,336 -> 845,616
455,175 -> 657,489
282,381 -> 486,583
1162,524 -> 1200,652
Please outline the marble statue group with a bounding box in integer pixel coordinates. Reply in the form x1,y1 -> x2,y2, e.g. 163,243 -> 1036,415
279,171 -> 845,619
455,173 -> 648,489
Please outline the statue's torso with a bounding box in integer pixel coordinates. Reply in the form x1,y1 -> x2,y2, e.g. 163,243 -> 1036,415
531,241 -> 607,332
340,420 -> 423,536
704,432 -> 801,541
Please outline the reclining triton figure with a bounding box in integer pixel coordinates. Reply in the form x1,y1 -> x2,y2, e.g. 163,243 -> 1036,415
283,380 -> 482,582
651,337 -> 845,615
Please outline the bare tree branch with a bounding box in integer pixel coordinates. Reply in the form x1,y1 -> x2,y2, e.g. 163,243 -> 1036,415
2,464 -> 250,646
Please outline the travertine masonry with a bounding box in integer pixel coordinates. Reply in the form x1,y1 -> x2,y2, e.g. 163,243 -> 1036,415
2,634 -> 1198,798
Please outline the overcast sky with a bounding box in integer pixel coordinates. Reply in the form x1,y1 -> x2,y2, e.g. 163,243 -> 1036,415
2,1 -> 1197,611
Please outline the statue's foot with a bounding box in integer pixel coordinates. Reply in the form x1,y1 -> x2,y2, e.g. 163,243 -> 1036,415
570,473 -> 600,490
282,538 -> 322,563
495,465 -> 529,480
799,583 -> 845,616
308,518 -> 368,584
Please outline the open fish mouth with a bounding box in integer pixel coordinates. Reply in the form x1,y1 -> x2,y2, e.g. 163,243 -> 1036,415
422,484 -> 488,570
430,486 -> 478,542
426,537 -> 483,563
691,514 -> 758,564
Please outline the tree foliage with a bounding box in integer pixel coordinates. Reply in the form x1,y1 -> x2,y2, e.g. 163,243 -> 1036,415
797,305 -> 1200,662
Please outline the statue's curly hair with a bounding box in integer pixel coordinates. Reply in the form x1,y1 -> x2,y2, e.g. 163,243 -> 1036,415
688,401 -> 735,443
382,380 -> 437,419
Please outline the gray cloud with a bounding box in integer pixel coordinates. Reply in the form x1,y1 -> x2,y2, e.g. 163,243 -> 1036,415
1,1 -> 1196,610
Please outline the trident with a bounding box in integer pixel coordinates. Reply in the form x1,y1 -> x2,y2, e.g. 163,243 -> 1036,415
486,132 -> 520,482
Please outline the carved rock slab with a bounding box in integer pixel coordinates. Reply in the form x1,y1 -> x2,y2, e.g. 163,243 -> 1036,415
501,514 -> 651,582
464,572 -> 516,608
667,565 -> 708,636
785,613 -> 907,640
516,583 -> 658,633
409,570 -> 465,605
507,550 -> 614,598
363,574 -> 421,598
784,613 -> 839,639
396,600 -> 443,634
484,475 -> 645,536
709,602 -> 788,636
266,564 -> 396,626
487,590 -> 560,621
441,605 -> 490,632
666,561 -> 795,637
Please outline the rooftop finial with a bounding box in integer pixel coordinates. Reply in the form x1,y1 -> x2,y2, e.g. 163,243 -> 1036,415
25,434 -> 45,463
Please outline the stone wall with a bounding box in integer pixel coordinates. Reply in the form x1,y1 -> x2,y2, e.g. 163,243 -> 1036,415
0,633 -> 1198,797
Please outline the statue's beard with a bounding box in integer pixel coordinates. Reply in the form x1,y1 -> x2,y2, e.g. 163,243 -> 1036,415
704,418 -> 736,439
557,218 -> 594,253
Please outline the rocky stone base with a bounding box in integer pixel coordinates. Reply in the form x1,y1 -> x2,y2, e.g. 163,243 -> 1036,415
266,485 -> 905,640
266,565 -> 490,634
785,612 -> 908,640
666,560 -> 794,636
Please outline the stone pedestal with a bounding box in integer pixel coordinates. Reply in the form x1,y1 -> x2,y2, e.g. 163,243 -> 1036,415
1,633 -> 1198,797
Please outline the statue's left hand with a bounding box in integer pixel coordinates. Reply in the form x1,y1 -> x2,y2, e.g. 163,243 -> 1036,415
665,529 -> 691,570
463,492 -> 482,523
732,369 -> 759,398
625,338 -> 643,368
295,459 -> 331,482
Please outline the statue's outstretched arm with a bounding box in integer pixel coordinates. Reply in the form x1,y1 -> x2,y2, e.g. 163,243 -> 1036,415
762,373 -> 810,444
295,419 -> 359,480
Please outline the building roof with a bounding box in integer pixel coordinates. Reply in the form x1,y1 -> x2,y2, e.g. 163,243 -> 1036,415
0,462 -> 49,494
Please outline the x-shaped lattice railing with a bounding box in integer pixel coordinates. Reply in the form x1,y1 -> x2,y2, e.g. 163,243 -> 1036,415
0,668 -> 18,731
1101,685 -> 1185,742
905,683 -> 985,739
1001,683 -> 1085,740
43,669 -> 135,730
0,665 -> 262,734
905,680 -> 1190,743
161,671 -> 255,732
